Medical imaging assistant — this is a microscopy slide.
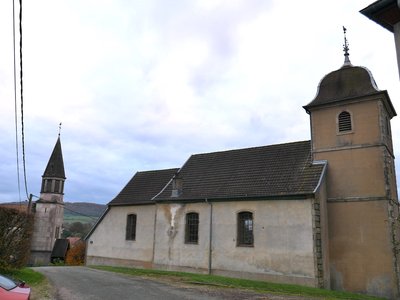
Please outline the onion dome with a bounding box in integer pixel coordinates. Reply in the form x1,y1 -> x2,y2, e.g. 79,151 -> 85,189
303,65 -> 381,112
304,27 -> 395,116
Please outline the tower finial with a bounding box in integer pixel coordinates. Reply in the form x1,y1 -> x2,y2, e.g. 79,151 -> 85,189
342,26 -> 351,66
58,122 -> 62,137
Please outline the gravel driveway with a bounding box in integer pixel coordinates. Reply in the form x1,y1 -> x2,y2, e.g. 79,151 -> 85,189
33,266 -> 313,300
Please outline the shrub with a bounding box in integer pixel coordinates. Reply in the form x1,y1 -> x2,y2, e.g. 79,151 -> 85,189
0,207 -> 34,270
65,240 -> 85,266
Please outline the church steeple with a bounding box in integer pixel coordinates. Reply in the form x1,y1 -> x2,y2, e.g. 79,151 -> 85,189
302,37 -> 399,298
30,132 -> 67,265
42,137 -> 65,180
40,135 -> 66,201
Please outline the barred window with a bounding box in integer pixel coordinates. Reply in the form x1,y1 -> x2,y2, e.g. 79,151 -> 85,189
237,211 -> 254,247
126,214 -> 137,241
338,111 -> 352,132
185,212 -> 199,244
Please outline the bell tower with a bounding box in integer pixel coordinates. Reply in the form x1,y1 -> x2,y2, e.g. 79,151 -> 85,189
303,30 -> 400,299
30,132 -> 66,265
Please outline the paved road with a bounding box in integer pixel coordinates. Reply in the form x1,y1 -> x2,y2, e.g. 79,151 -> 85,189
33,266 -> 237,300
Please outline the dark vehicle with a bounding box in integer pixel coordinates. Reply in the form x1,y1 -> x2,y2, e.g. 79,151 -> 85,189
0,274 -> 31,300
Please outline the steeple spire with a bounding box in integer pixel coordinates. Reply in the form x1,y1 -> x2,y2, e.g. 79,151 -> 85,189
342,26 -> 352,66
42,136 -> 65,179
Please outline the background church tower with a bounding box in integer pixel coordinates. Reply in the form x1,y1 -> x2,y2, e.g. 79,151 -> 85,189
30,133 -> 66,265
304,31 -> 400,298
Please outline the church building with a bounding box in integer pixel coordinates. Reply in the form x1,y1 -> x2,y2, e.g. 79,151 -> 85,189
30,135 -> 66,265
85,44 -> 400,298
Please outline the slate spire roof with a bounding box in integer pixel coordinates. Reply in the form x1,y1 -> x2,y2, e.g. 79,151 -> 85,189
43,136 -> 66,179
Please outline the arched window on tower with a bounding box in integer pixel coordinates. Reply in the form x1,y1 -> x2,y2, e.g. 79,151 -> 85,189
338,111 -> 352,133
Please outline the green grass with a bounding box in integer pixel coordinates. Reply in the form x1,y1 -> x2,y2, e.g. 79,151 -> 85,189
2,268 -> 53,300
2,268 -> 45,286
91,266 -> 384,300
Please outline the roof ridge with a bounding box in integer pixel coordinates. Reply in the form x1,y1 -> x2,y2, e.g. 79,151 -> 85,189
191,140 -> 311,157
137,167 -> 179,174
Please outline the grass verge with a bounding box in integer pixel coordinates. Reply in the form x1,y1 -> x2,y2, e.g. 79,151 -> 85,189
2,268 -> 53,300
91,265 -> 384,300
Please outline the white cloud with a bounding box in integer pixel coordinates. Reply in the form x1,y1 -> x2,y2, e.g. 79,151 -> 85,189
0,0 -> 398,203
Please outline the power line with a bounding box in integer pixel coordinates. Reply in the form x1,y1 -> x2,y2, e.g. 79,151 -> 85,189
12,0 -> 22,203
19,0 -> 29,200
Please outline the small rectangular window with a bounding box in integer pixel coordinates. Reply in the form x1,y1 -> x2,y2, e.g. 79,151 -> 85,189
126,214 -> 137,241
185,212 -> 199,244
237,212 -> 254,246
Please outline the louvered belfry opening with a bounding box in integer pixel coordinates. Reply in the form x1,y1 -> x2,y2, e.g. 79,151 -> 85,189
338,111 -> 352,132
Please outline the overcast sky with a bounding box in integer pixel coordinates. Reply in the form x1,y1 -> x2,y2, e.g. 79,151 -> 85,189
0,0 -> 399,204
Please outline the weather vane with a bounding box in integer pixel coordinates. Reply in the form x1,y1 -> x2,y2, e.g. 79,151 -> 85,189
343,26 -> 351,65
58,122 -> 62,137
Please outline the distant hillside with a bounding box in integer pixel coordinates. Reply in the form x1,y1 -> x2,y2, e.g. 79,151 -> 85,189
1,201 -> 107,224
64,202 -> 106,217
64,202 -> 107,224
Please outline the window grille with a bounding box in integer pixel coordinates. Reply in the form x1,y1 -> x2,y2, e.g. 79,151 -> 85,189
338,111 -> 352,132
237,211 -> 254,246
185,212 -> 199,244
126,214 -> 137,241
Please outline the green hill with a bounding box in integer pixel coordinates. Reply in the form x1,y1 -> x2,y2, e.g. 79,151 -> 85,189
64,202 -> 106,224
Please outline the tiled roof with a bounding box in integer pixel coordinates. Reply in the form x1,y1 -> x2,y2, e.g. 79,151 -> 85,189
155,140 -> 325,202
43,137 -> 66,179
108,168 -> 179,206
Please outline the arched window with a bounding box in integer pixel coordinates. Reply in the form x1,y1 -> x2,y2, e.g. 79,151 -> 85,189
338,111 -> 352,132
185,212 -> 199,244
126,214 -> 137,241
237,211 -> 254,246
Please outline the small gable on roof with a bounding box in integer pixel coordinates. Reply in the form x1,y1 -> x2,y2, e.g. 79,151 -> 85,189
108,168 -> 179,206
155,140 -> 325,202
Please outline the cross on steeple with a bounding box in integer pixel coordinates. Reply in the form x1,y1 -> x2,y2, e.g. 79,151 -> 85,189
342,26 -> 351,66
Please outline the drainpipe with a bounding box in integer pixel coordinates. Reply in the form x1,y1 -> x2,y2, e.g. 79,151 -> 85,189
205,198 -> 213,275
151,204 -> 158,267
